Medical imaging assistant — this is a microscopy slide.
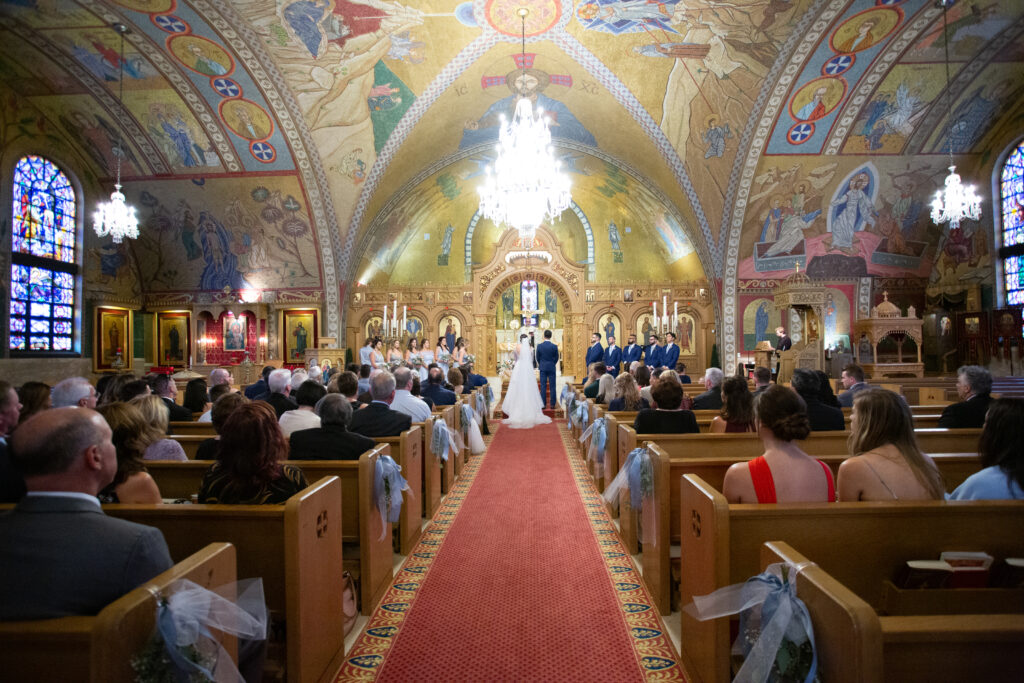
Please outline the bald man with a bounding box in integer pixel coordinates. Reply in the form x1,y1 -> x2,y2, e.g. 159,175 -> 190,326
0,408 -> 172,620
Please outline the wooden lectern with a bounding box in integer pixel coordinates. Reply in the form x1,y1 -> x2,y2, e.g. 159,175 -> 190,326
754,341 -> 774,372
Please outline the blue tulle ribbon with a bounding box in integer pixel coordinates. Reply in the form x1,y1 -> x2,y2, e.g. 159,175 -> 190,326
576,402 -> 589,431
603,447 -> 652,509
560,383 -> 572,408
579,416 -> 607,465
475,391 -> 487,417
374,454 -> 410,540
460,403 -> 473,436
430,418 -> 453,462
156,578 -> 268,683
686,562 -> 819,683
485,384 -> 494,404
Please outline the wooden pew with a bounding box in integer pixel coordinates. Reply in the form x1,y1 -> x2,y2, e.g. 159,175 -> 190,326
169,421 -> 216,436
678,474 -> 1024,683
374,425 -> 423,555
0,543 -> 236,683
760,541 -> 1024,683
169,435 -> 207,460
414,412 -> 444,519
638,444 -> 982,614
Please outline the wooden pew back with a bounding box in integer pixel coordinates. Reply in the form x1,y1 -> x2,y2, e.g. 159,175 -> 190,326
374,425 -> 423,555
169,435 -> 207,460
0,543 -> 236,683
679,474 -> 1024,683
169,421 -> 215,436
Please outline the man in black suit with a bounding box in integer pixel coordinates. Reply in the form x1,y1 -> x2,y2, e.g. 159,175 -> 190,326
289,394 -> 375,461
461,363 -> 489,394
633,379 -> 699,434
0,408 -> 173,620
152,373 -> 193,424
421,367 -> 457,406
244,366 -> 274,401
0,381 -> 25,502
752,366 -> 772,395
265,368 -> 299,418
692,367 -> 725,410
939,365 -> 993,428
349,370 -> 412,438
791,369 -> 844,431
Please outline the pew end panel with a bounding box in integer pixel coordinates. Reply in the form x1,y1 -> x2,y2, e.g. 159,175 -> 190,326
360,446 -> 394,615
603,413 -> 621,515
618,424 -> 640,554
376,425 -> 422,555
418,415 -> 442,519
642,442 -> 673,615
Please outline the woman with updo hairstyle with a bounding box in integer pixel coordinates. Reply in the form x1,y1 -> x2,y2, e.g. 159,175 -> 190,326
96,402 -> 163,504
723,384 -> 835,503
128,394 -> 188,462
710,375 -> 755,433
838,388 -> 944,501
198,401 -> 307,504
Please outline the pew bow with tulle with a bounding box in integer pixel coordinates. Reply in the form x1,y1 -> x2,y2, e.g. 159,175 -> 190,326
460,404 -> 473,437
575,402 -> 589,431
602,446 -> 656,545
559,383 -> 573,409
374,454 -> 410,541
475,391 -> 487,419
684,562 -> 819,683
154,577 -> 268,683
579,416 -> 607,465
430,418 -> 457,462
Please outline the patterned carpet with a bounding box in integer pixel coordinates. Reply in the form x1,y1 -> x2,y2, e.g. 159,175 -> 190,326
333,420 -> 684,681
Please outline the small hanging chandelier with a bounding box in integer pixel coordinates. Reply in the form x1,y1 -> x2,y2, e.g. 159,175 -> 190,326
477,8 -> 571,245
930,0 -> 981,231
93,23 -> 139,244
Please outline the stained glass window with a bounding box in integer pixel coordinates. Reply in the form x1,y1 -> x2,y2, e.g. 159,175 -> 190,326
10,155 -> 78,353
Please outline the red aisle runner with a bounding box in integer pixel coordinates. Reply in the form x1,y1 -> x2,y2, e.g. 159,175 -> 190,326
336,422 -> 683,682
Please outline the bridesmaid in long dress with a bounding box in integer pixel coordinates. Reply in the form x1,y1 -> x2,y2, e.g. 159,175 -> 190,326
452,337 -> 467,367
436,336 -> 451,376
388,340 -> 404,368
370,339 -> 386,375
419,337 -> 434,383
405,338 -> 421,376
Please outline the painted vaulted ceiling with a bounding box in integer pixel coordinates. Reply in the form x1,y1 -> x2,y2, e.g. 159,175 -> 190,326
1,0 -> 1023,343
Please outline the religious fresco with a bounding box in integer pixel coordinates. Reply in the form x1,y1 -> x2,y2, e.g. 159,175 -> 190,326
741,297 -> 780,353
841,64 -> 944,155
494,280 -> 564,330
924,62 -> 1024,156
597,312 -> 622,345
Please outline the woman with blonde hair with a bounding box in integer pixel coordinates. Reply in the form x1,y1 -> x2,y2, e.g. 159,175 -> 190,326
838,388 -> 944,501
129,394 -> 188,461
608,373 -> 648,411
96,402 -> 163,504
388,339 -> 404,366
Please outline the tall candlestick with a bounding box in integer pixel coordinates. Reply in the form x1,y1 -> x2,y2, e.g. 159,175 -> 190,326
402,306 -> 407,336
653,301 -> 657,328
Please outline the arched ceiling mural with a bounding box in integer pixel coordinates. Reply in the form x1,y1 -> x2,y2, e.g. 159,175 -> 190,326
1,0 -> 1023,347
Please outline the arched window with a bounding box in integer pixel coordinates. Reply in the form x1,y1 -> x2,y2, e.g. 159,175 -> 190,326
9,155 -> 78,353
1001,140 -> 1024,305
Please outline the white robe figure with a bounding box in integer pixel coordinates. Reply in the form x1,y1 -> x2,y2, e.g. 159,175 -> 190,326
502,338 -> 551,429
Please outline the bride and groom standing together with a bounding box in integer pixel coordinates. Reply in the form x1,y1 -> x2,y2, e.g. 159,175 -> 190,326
502,330 -> 559,429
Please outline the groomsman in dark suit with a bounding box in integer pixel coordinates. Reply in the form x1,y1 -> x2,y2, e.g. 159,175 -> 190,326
661,332 -> 680,371
604,335 -> 622,377
536,330 -> 560,409
585,332 -> 605,375
622,333 -> 642,370
644,334 -> 664,369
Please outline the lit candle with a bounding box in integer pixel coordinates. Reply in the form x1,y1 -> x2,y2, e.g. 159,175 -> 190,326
402,306 -> 407,335
653,301 -> 657,325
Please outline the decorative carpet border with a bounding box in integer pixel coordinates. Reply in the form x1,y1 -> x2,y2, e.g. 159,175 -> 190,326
334,435 -> 491,681
557,422 -> 686,682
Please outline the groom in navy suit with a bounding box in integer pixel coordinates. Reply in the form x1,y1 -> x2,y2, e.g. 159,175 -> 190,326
604,335 -> 622,377
585,332 -> 605,375
644,334 -> 664,369
536,330 -> 559,409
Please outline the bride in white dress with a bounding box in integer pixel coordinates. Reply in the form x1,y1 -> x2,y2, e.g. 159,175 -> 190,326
502,335 -> 552,429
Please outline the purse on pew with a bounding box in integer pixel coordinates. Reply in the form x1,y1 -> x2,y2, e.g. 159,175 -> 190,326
342,571 -> 359,636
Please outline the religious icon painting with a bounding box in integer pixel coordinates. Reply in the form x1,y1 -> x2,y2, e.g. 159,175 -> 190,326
222,314 -> 247,352
585,289 -> 595,303
365,315 -> 384,341
623,289 -> 634,303
283,309 -> 317,362
156,311 -> 191,367
94,306 -> 132,372
440,315 -> 461,351
598,313 -> 622,345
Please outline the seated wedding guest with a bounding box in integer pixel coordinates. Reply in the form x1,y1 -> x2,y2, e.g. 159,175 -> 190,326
950,398 -> 1024,500
17,381 -> 51,424
658,371 -> 694,409
326,375 -> 341,394
422,367 -> 457,406
209,367 -> 232,388
692,367 -> 724,410
99,373 -> 136,406
278,380 -> 325,437
583,363 -> 606,399
411,376 -> 434,409
677,363 -> 692,384
198,402 -> 307,504
448,367 -> 465,395
195,392 -> 248,461
182,377 -> 209,415
596,372 -> 615,405
119,379 -> 151,403
723,385 -> 835,504
838,388 -> 944,501
791,368 -> 844,431
244,366 -> 274,401
129,395 -> 187,462
95,374 -> 114,403
265,368 -> 298,418
152,374 -> 193,423
710,376 -> 755,433
336,370 -> 365,409
636,365 -> 653,406
462,362 -> 489,393
349,371 -> 413,438
608,373 -> 648,411
752,366 -> 771,395
815,370 -> 842,408
633,378 -> 699,435
837,363 -> 869,408
629,360 -> 642,376
0,381 -> 26,502
197,383 -> 233,423
96,402 -> 164,504
939,364 -> 993,429
389,367 -> 431,423
51,376 -> 97,409
307,365 -> 323,385
289,394 -> 375,461
0,408 -> 172,620
290,370 -> 308,394
357,364 -> 372,398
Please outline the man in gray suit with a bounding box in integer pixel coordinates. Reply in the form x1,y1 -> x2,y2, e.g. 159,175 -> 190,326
0,408 -> 173,620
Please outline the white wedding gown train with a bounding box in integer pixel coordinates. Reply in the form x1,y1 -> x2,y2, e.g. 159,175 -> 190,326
501,340 -> 552,429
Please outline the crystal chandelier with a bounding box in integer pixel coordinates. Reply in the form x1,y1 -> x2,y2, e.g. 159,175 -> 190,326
477,8 -> 571,244
93,23 -> 139,244
930,0 -> 981,231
